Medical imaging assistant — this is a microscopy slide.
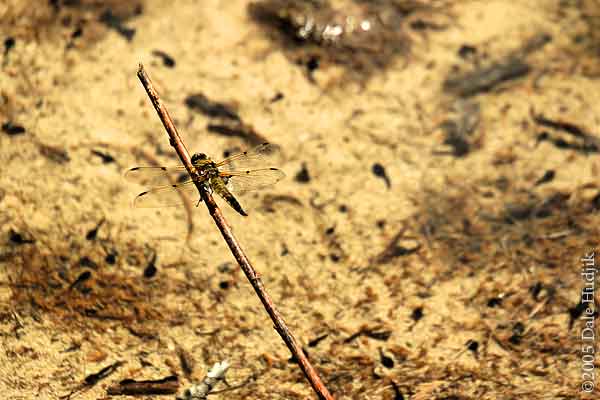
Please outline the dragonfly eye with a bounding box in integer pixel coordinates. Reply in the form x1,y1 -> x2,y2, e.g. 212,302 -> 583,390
191,153 -> 208,163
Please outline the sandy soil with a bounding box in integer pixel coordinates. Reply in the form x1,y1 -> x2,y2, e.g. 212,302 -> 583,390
1,0 -> 599,399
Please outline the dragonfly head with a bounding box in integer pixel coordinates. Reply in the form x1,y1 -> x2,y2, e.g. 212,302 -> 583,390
191,153 -> 208,164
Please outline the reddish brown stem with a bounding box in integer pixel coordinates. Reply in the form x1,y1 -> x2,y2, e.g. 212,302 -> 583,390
136,64 -> 334,400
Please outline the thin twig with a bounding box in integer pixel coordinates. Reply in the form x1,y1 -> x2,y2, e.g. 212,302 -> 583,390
107,375 -> 179,395
136,64 -> 334,400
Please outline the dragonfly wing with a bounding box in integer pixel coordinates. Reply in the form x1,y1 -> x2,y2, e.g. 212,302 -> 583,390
216,143 -> 281,172
124,166 -> 189,187
221,168 -> 286,195
132,181 -> 200,208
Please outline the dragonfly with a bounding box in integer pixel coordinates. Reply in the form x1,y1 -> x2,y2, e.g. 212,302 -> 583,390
124,142 -> 285,216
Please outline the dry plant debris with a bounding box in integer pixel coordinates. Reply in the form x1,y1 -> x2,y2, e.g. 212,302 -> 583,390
6,232 -> 183,329
1,1 -> 598,399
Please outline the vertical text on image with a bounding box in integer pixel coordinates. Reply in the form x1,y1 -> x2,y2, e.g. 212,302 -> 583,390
580,251 -> 596,394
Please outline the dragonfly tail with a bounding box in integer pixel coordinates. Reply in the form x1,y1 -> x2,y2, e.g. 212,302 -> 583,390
211,177 -> 248,216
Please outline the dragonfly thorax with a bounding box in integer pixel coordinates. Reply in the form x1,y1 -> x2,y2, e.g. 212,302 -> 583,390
191,152 -> 219,178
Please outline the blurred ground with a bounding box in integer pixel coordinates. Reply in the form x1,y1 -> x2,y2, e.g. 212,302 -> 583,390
1,0 -> 599,399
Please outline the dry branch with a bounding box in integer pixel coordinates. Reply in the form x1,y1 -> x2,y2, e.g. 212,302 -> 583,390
136,64 -> 334,400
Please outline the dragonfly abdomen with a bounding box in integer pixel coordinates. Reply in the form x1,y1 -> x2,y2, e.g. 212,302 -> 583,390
209,176 -> 248,216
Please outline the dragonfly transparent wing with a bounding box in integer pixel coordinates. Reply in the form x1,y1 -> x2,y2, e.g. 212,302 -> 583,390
132,181 -> 201,207
124,165 -> 189,187
221,168 -> 286,195
216,142 -> 281,172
